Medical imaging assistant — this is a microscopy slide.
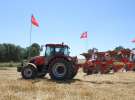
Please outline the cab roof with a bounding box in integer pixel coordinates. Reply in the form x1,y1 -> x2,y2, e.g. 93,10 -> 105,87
45,43 -> 69,48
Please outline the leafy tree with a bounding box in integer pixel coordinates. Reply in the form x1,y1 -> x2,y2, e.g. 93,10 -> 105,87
0,43 -> 40,62
0,44 -> 6,62
28,43 -> 41,57
114,46 -> 124,51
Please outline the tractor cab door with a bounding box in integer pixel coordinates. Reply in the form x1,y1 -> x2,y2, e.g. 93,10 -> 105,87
44,46 -> 55,65
45,46 -> 55,57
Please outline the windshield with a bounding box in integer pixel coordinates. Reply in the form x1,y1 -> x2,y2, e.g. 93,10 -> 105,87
45,46 -> 70,57
55,47 -> 69,56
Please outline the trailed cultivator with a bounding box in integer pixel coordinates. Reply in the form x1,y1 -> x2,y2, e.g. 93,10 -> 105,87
82,49 -> 135,75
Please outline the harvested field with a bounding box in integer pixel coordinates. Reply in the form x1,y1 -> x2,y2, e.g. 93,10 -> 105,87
0,67 -> 135,100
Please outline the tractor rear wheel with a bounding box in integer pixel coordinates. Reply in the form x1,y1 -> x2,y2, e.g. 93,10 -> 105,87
70,69 -> 78,79
67,64 -> 78,79
49,58 -> 69,80
21,65 -> 37,79
66,63 -> 75,80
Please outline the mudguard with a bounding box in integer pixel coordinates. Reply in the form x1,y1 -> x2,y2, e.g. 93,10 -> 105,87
27,63 -> 37,68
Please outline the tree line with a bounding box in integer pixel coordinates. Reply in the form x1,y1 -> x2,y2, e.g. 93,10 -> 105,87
87,46 -> 132,53
0,43 -> 133,62
0,43 -> 40,62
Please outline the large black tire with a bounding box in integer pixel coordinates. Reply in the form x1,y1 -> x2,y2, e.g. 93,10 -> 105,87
67,63 -> 78,79
49,58 -> 71,80
21,65 -> 37,79
66,63 -> 75,80
71,70 -> 78,78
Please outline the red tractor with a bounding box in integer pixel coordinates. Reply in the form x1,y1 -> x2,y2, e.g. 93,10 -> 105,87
17,43 -> 79,80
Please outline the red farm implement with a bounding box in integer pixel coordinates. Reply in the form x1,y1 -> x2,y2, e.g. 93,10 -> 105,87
81,49 -> 135,75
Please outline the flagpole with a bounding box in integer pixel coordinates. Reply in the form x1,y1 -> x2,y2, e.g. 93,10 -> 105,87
86,35 -> 88,51
29,15 -> 32,59
86,31 -> 88,51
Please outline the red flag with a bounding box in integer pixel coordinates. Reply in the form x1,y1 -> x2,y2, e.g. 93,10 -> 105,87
80,32 -> 88,39
31,15 -> 39,27
131,39 -> 135,43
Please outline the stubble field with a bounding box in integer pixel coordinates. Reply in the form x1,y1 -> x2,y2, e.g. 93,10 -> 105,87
0,67 -> 135,100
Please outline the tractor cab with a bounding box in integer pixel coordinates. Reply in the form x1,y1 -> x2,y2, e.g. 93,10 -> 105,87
45,44 -> 70,57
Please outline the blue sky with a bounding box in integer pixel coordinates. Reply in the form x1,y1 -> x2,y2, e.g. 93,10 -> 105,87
0,0 -> 135,58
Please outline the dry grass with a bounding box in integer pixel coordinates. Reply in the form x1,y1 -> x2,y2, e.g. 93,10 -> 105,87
0,67 -> 135,100
0,62 -> 20,67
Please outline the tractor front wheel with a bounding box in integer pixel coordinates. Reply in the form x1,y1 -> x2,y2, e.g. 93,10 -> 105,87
21,65 -> 37,79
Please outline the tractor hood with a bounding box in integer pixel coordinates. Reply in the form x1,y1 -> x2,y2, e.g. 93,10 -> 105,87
29,56 -> 45,65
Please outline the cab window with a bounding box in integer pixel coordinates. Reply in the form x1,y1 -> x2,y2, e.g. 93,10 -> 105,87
45,46 -> 54,57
